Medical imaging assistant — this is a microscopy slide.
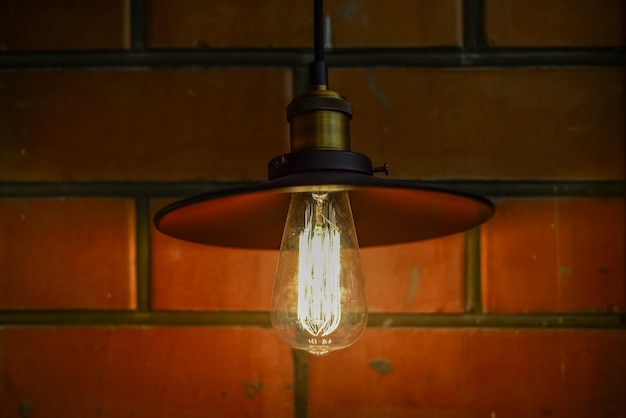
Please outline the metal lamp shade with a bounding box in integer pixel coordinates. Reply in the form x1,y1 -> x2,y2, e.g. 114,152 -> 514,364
154,170 -> 494,249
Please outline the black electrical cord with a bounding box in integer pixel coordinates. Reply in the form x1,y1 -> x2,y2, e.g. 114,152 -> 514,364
309,0 -> 328,86
314,0 -> 324,62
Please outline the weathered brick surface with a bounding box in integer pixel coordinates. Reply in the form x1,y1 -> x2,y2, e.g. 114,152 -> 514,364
362,234 -> 465,313
0,327 -> 293,418
0,0 -> 129,50
330,68 -> 625,180
0,70 -> 291,181
481,198 -> 626,313
485,0 -> 626,47
147,0 -> 461,48
309,329 -> 626,418
0,198 -> 136,309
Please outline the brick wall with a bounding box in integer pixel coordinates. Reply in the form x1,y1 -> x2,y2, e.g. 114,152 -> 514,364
0,1 -> 624,417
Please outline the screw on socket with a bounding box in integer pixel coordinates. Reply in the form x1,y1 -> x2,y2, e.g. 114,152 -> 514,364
274,155 -> 288,167
373,163 -> 389,176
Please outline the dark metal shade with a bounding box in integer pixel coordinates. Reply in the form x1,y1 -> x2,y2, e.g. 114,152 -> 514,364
155,170 -> 494,249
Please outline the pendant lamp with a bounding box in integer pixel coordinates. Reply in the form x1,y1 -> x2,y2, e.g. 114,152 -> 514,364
155,0 -> 494,356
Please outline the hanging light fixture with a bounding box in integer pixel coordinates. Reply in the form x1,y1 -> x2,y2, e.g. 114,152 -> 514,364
155,0 -> 494,356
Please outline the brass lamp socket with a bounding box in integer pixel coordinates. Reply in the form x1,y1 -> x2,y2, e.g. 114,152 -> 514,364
286,85 -> 353,152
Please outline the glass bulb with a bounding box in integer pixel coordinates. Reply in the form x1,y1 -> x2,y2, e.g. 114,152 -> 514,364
271,190 -> 367,356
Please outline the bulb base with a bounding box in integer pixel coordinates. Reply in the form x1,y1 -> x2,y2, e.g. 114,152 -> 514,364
287,86 -> 353,152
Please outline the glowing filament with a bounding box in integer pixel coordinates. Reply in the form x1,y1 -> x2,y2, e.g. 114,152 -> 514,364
297,193 -> 341,337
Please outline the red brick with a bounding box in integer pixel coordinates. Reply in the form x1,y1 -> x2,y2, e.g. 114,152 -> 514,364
322,0 -> 462,47
0,70 -> 291,182
361,234 -> 465,313
481,198 -> 626,313
147,0 -> 461,48
309,329 -> 626,418
330,68 -> 625,180
0,199 -> 136,309
151,201 -> 277,310
0,327 -> 293,418
485,0 -> 626,47
0,0 -> 129,50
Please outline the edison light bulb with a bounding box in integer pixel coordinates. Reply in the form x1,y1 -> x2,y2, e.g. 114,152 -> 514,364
271,190 -> 367,356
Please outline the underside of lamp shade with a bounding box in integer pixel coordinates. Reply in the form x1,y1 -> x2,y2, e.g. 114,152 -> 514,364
154,170 -> 494,250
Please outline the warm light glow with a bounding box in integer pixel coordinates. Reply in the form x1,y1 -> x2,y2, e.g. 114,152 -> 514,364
271,190 -> 367,356
297,193 -> 342,337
